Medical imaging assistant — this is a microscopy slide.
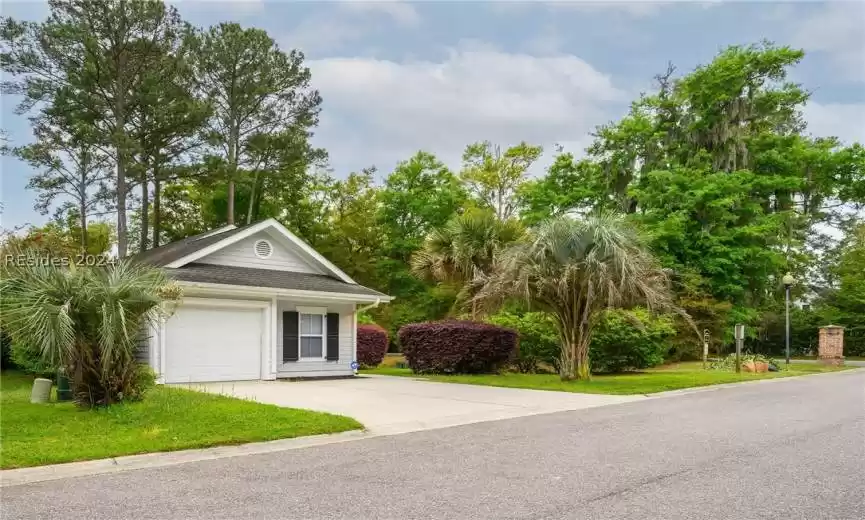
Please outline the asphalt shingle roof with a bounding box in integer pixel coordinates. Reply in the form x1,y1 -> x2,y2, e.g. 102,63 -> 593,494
168,263 -> 388,298
130,226 -> 250,267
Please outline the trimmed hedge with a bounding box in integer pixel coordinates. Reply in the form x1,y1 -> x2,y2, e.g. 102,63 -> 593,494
398,320 -> 518,374
357,324 -> 389,367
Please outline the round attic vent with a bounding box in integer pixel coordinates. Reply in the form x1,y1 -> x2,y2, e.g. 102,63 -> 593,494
253,239 -> 273,259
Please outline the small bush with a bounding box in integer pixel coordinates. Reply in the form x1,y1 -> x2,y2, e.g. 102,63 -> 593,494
357,324 -> 389,367
399,320 -> 518,374
9,342 -> 57,378
487,311 -> 560,373
591,309 -> 676,373
123,364 -> 157,401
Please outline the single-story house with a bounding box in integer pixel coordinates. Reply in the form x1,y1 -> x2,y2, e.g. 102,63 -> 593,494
133,218 -> 392,384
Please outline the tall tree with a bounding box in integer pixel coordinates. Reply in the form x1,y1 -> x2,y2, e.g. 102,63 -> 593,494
130,26 -> 210,251
10,110 -> 110,249
193,22 -> 321,225
460,141 -> 542,221
379,151 -> 466,262
2,0 -> 187,256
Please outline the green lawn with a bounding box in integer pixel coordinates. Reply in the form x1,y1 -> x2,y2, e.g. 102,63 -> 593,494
363,361 -> 853,395
0,372 -> 362,469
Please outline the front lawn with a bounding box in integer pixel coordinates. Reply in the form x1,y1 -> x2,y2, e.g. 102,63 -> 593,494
0,372 -> 362,469
363,361 -> 853,395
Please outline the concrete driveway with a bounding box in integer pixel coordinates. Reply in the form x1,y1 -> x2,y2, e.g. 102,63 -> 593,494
182,375 -> 643,434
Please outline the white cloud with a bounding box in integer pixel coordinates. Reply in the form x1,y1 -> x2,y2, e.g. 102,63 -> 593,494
802,101 -> 865,146
792,2 -> 865,83
283,1 -> 420,56
308,46 -> 626,177
545,1 -> 668,18
338,0 -> 421,27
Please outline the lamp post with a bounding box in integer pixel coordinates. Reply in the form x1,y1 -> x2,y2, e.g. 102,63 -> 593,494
782,273 -> 796,366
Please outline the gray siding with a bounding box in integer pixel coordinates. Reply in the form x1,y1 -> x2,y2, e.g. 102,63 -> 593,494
277,300 -> 355,377
135,324 -> 151,364
198,233 -> 323,274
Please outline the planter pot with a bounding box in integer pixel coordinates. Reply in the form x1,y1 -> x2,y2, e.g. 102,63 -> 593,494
30,378 -> 53,403
56,374 -> 73,402
742,361 -> 769,373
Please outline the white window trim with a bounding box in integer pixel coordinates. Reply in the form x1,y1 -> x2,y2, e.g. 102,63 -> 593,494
298,310 -> 327,361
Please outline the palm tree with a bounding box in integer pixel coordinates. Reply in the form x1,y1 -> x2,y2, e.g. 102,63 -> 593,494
478,213 -> 683,380
0,255 -> 180,407
411,209 -> 523,318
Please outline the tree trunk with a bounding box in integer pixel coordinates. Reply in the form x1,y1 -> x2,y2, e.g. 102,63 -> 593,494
227,180 -> 235,225
114,1 -> 129,258
140,176 -> 149,253
226,123 -> 238,225
558,326 -> 576,380
246,170 -> 260,225
152,177 -> 161,248
116,155 -> 128,257
79,195 -> 88,251
575,336 -> 591,380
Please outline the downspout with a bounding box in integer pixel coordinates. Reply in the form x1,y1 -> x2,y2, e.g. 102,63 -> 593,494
353,299 -> 382,375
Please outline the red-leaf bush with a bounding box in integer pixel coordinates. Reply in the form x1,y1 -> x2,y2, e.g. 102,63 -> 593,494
398,320 -> 518,374
357,324 -> 389,367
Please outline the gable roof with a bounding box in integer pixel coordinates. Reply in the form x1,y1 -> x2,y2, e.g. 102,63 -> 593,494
132,219 -> 357,285
162,218 -> 356,284
169,263 -> 389,299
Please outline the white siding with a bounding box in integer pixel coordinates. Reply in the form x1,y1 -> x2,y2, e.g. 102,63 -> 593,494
198,232 -> 323,273
277,300 -> 355,377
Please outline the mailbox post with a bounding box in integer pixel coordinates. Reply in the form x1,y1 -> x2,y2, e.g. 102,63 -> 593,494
734,324 -> 745,374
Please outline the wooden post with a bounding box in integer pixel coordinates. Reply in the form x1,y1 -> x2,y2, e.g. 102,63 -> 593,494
702,329 -> 710,369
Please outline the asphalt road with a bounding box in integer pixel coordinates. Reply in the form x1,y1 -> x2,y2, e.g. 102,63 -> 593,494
3,370 -> 864,520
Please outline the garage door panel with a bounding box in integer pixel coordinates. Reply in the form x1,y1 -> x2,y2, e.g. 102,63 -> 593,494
164,305 -> 264,383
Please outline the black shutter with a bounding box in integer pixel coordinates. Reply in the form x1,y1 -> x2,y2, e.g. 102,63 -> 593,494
326,313 -> 339,361
283,311 -> 299,362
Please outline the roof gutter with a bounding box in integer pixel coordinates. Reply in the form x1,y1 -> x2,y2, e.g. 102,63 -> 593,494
177,280 -> 392,303
356,298 -> 382,314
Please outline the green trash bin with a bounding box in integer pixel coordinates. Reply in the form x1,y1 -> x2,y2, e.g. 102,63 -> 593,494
56,373 -> 73,402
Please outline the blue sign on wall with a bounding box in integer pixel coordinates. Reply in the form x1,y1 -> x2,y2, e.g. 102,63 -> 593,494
350,361 -> 360,370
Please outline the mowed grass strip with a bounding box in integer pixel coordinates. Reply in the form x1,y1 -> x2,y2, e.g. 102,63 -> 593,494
0,372 -> 362,469
362,361 -> 853,395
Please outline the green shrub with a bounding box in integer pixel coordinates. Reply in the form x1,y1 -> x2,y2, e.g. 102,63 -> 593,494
9,342 -> 57,378
590,309 -> 676,373
123,364 -> 157,401
487,311 -> 560,373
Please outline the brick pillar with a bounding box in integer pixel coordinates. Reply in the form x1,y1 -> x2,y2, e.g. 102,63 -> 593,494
818,326 -> 845,366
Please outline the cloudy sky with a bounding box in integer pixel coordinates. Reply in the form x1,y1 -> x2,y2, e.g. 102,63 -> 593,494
1,0 -> 864,230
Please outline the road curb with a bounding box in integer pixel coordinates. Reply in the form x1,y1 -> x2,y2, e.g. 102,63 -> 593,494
0,429 -> 377,488
646,366 -> 865,398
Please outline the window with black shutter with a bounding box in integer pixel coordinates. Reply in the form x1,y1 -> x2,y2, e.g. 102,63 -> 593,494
326,313 -> 339,361
283,311 -> 299,362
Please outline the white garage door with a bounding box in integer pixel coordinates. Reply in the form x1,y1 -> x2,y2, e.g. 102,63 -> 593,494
164,305 -> 264,383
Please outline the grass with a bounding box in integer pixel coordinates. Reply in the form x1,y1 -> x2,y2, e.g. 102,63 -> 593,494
362,360 -> 854,395
0,372 -> 362,469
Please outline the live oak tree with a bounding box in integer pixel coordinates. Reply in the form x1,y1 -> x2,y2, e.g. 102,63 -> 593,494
193,22 -> 322,225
